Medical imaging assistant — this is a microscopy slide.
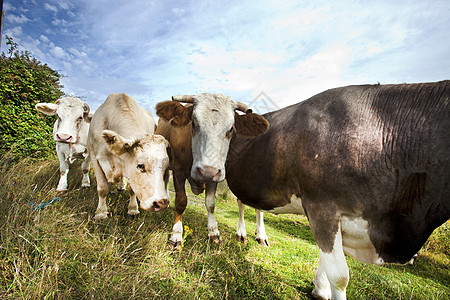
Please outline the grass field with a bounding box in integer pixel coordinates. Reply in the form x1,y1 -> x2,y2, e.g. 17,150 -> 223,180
0,155 -> 449,299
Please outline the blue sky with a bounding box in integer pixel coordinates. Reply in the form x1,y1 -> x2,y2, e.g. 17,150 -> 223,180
2,0 -> 449,113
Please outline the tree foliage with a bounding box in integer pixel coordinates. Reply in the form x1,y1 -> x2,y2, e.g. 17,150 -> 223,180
0,36 -> 64,159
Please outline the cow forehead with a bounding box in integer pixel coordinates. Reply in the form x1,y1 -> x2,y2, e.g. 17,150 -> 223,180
136,136 -> 168,160
57,97 -> 85,117
193,93 -> 235,127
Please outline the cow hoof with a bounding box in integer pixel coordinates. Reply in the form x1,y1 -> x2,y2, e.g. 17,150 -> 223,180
167,239 -> 181,249
312,288 -> 331,300
236,234 -> 248,244
94,212 -> 109,220
210,235 -> 222,244
126,212 -> 140,219
256,238 -> 270,247
407,254 -> 418,265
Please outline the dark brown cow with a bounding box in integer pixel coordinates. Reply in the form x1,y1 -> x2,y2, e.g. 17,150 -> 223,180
225,81 -> 450,299
156,93 -> 268,246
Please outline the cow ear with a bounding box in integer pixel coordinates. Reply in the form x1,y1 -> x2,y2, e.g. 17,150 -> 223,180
35,103 -> 59,115
83,103 -> 91,122
85,112 -> 94,123
102,130 -> 137,155
156,101 -> 192,127
234,113 -> 269,137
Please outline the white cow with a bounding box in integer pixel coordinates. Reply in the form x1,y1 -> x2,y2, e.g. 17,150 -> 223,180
36,97 -> 92,192
87,93 -> 170,220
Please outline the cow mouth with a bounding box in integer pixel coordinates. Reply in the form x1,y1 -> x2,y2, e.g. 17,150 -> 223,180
148,198 -> 169,212
194,166 -> 223,183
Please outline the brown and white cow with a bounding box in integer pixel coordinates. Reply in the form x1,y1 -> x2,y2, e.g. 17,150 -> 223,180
36,97 -> 92,192
88,93 -> 170,220
158,82 -> 449,300
155,93 -> 269,246
225,81 -> 450,299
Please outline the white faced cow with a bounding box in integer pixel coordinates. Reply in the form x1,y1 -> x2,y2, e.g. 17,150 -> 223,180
158,82 -> 449,300
155,93 -> 269,246
88,93 -> 170,220
35,97 -> 92,192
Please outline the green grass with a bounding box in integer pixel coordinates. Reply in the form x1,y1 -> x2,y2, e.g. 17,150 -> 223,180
0,155 -> 448,299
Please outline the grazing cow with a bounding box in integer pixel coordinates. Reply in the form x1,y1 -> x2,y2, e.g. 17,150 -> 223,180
36,97 -> 92,192
88,93 -> 170,220
155,93 -> 269,246
225,81 -> 450,299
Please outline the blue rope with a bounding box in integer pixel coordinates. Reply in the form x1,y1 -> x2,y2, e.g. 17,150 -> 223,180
29,197 -> 62,210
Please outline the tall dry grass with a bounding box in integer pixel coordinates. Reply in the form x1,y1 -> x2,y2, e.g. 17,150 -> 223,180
0,153 -> 448,299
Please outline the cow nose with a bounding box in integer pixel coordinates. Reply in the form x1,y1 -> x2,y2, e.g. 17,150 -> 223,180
151,198 -> 169,212
56,133 -> 72,142
195,166 -> 222,182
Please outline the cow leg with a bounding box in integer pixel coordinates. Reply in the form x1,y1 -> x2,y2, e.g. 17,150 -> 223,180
255,210 -> 269,246
81,155 -> 91,188
117,176 -> 127,191
236,200 -> 247,243
92,157 -> 110,220
127,185 -> 140,218
312,253 -> 332,300
56,143 -> 69,192
313,223 -> 349,300
205,182 -> 221,243
168,173 -> 188,247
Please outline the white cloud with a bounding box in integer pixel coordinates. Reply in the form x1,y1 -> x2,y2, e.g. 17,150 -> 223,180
52,19 -> 68,26
44,4 -> 58,13
40,35 -> 50,43
6,14 -> 30,24
49,45 -> 67,59
3,2 -> 16,12
4,26 -> 23,38
172,7 -> 185,17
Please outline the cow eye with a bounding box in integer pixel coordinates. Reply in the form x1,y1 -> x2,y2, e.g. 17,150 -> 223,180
77,116 -> 83,121
137,163 -> 146,172
191,121 -> 197,132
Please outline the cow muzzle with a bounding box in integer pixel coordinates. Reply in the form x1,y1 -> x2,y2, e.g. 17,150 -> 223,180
56,133 -> 73,143
195,166 -> 222,182
141,198 -> 169,212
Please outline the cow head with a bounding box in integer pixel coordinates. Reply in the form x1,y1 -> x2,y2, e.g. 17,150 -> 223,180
36,97 -> 91,143
102,130 -> 170,212
156,93 -> 269,183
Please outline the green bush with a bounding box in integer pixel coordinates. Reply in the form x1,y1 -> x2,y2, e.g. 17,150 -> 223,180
0,36 -> 64,160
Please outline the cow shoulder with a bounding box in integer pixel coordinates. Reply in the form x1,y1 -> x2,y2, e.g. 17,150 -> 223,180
156,101 -> 193,127
234,112 -> 269,137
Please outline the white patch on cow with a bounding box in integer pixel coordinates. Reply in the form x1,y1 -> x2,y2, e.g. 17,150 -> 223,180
340,215 -> 384,265
266,194 -> 305,214
314,223 -> 349,300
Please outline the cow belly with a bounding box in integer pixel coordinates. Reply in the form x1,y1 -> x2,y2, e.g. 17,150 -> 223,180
341,216 -> 384,265
266,194 -> 305,214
